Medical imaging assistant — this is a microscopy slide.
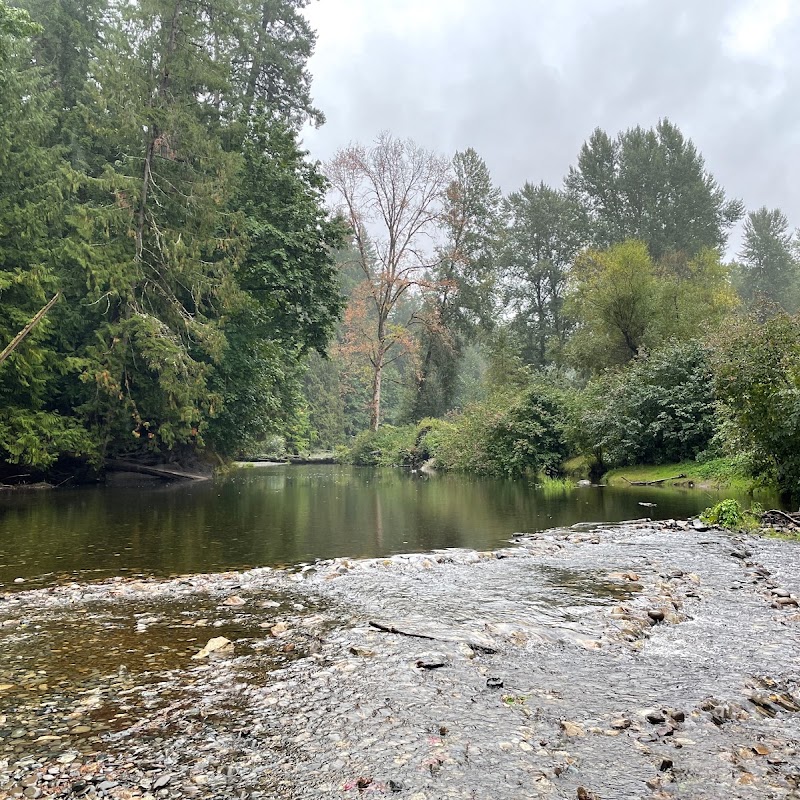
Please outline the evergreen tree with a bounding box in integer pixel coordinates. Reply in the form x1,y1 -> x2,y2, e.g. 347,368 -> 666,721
735,207 -> 799,311
232,0 -> 324,128
1,0 -> 342,469
0,1 -> 92,467
58,0 -> 245,455
205,119 -> 346,455
501,182 -> 589,367
410,148 -> 501,420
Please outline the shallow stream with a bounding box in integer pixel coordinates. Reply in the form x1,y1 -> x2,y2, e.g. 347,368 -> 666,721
0,468 -> 797,799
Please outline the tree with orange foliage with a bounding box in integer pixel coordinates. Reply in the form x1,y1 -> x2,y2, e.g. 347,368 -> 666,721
326,133 -> 451,430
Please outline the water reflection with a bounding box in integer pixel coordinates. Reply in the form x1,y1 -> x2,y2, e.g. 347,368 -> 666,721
0,465 -> 774,587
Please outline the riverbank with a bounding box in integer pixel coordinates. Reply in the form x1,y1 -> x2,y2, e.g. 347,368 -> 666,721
601,458 -> 766,494
1,519 -> 799,798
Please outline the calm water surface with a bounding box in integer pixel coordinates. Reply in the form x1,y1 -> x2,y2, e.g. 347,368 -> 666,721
0,465 -> 769,587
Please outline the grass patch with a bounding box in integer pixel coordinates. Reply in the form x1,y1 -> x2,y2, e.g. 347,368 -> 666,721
535,475 -> 574,494
759,528 -> 800,541
602,457 -> 761,492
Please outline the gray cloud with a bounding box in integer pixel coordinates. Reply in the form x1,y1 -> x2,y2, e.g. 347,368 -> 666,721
303,0 -> 800,248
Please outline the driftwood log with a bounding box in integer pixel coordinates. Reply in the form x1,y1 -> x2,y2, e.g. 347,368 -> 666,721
621,474 -> 686,486
762,509 -> 800,527
369,620 -> 497,653
104,459 -> 209,482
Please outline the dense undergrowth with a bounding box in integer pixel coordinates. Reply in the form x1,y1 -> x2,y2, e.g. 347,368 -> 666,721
344,326 -> 800,498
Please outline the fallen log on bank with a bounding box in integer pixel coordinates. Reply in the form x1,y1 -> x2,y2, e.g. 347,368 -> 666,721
104,459 -> 209,482
621,473 -> 686,486
762,509 -> 800,527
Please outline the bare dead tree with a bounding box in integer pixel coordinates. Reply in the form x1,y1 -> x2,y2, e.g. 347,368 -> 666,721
326,132 -> 451,430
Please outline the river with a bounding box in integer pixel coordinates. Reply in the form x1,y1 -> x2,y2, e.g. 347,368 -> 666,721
1,467 -> 797,799
0,465 -> 768,588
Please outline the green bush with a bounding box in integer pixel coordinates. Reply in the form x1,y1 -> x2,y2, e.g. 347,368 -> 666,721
700,499 -> 762,531
710,312 -> 800,498
434,385 -> 569,478
574,339 -> 717,468
345,425 -> 417,467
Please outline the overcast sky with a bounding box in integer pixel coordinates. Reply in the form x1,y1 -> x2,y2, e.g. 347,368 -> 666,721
301,0 -> 799,246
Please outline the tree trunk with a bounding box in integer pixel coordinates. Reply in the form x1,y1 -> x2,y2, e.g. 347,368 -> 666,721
0,292 -> 61,367
243,2 -> 270,114
136,0 -> 182,263
135,133 -> 155,262
412,337 -> 435,418
370,360 -> 382,431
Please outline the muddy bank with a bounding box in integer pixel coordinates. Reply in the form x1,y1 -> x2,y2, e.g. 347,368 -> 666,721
1,521 -> 799,799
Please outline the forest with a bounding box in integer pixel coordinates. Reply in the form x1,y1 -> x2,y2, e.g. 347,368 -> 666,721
2,0 -> 800,496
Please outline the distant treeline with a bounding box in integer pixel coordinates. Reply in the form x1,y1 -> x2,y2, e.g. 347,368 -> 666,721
310,128 -> 800,496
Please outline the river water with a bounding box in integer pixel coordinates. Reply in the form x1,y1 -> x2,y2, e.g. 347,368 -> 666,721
1,467 -> 797,799
0,465 -> 768,588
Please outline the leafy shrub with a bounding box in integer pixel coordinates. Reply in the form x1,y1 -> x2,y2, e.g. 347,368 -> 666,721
709,312 -> 800,498
411,418 -> 455,464
700,499 -> 762,531
574,339 -> 717,468
434,384 -> 569,478
345,425 -> 417,467
434,395 -> 514,475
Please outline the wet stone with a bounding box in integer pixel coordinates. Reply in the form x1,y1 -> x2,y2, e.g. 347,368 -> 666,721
414,653 -> 449,670
2,519 -> 800,800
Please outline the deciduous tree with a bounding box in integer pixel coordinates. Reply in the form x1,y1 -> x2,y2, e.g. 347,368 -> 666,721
326,133 -> 451,430
710,312 -> 800,497
734,207 -> 799,311
566,119 -> 743,259
565,240 -> 737,374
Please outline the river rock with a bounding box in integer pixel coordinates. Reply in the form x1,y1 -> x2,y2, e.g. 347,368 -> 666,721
191,636 -> 234,659
414,652 -> 449,669
561,721 -> 585,737
271,622 -> 289,635
222,595 -> 246,606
